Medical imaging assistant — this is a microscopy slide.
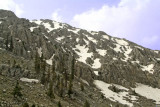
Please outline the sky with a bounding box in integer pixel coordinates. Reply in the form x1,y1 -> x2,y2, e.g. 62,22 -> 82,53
0,0 -> 160,50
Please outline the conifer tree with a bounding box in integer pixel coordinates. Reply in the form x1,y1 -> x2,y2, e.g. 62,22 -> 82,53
71,55 -> 75,80
52,60 -> 57,81
84,100 -> 90,107
23,102 -> 29,107
68,78 -> 73,98
47,79 -> 55,98
35,51 -> 40,73
59,77 -> 64,97
64,68 -> 68,87
9,36 -> 14,52
41,70 -> 46,85
5,34 -> 9,50
80,82 -> 84,91
12,81 -> 22,98
57,101 -> 62,107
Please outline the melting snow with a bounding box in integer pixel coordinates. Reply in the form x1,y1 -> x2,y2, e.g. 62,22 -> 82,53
31,20 -> 64,32
42,22 -> 54,32
68,28 -> 80,34
113,57 -> 118,60
102,35 -> 109,40
92,58 -> 101,69
94,80 -> 138,107
30,26 -> 38,32
135,46 -> 144,50
141,64 -> 154,74
134,83 -> 160,104
94,71 -> 99,76
44,35 -> 48,39
85,34 -> 97,44
131,60 -> 140,64
20,78 -> 39,83
154,50 -> 159,54
74,44 -> 93,64
52,21 -> 64,29
97,49 -> 107,56
123,46 -> 132,61
115,39 -> 128,46
56,36 -> 65,41
89,31 -> 98,35
113,44 -> 122,53
83,39 -> 89,45
46,54 -> 55,65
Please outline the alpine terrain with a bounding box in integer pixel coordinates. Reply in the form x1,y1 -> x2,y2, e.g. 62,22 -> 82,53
0,9 -> 160,107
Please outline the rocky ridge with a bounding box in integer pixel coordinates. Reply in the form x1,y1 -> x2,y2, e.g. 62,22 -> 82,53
0,9 -> 160,107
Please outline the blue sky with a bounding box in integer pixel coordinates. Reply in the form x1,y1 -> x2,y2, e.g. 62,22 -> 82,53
0,0 -> 160,50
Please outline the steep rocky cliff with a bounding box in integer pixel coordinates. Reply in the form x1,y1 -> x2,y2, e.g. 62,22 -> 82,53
0,9 -> 160,107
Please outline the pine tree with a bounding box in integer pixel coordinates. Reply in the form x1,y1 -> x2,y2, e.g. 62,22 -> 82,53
57,101 -> 62,107
35,51 -> 40,73
41,55 -> 46,72
23,102 -> 29,107
64,69 -> 68,88
84,100 -> 90,107
46,68 -> 51,83
52,60 -> 57,81
31,104 -> 36,107
80,82 -> 84,91
68,78 -> 73,98
59,77 -> 64,97
47,80 -> 55,98
5,34 -> 9,50
9,36 -> 14,52
12,81 -> 22,98
41,70 -> 46,85
71,55 -> 75,80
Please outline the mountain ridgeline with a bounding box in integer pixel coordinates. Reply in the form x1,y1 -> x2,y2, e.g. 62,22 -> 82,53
0,9 -> 160,107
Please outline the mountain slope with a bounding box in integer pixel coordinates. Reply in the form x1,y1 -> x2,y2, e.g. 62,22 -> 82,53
0,9 -> 160,107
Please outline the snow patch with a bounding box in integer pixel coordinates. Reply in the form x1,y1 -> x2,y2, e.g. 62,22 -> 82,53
44,35 -> 48,39
123,46 -> 132,62
85,34 -> 97,44
68,28 -> 80,34
0,21 -> 2,24
94,71 -> 99,76
97,49 -> 107,56
134,83 -> 160,104
154,50 -> 159,54
113,57 -> 118,60
89,31 -> 98,35
74,44 -> 93,64
92,58 -> 101,69
141,64 -> 154,74
135,46 -> 144,50
115,39 -> 128,46
102,35 -> 109,40
131,60 -> 140,64
56,36 -> 65,41
20,78 -> 39,83
30,26 -> 38,32
94,80 -> 138,107
113,44 -> 122,53
46,54 -> 55,65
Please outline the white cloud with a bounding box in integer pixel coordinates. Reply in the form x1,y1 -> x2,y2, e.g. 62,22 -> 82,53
70,0 -> 160,49
51,9 -> 63,22
0,0 -> 23,17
